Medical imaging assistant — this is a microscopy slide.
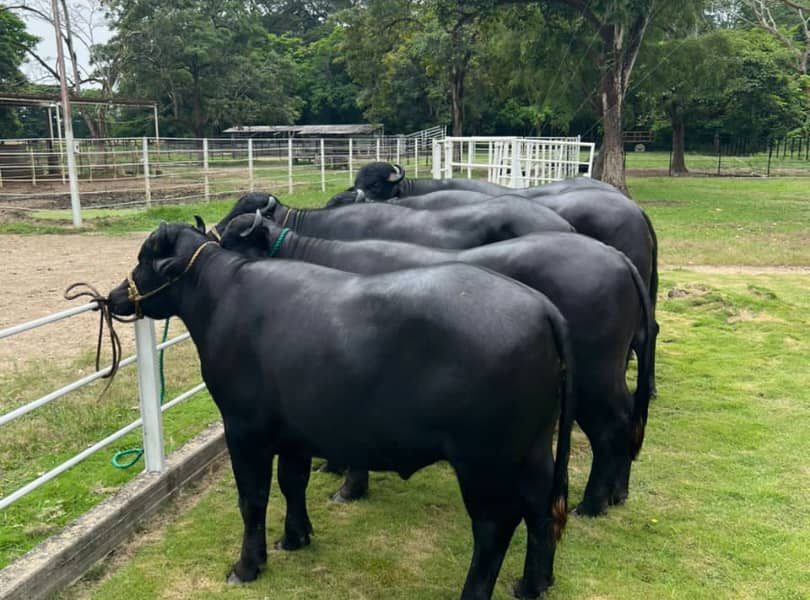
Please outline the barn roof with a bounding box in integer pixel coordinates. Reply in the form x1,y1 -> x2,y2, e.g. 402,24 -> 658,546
222,124 -> 383,136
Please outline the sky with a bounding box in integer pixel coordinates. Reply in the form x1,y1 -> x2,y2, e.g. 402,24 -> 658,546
15,0 -> 112,86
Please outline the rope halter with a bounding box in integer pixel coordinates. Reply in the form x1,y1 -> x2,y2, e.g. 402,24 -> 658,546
127,240 -> 218,318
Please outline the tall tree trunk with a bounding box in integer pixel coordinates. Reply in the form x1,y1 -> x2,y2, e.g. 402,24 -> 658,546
596,71 -> 627,193
670,103 -> 688,175
451,73 -> 463,136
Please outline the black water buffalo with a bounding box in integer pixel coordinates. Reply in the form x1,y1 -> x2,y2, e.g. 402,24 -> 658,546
222,212 -> 653,517
107,222 -> 575,599
351,162 -> 617,200
223,191 -> 573,248
346,162 -> 660,395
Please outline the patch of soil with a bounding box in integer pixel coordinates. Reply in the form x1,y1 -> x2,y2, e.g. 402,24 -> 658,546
673,265 -> 810,275
0,233 -> 147,373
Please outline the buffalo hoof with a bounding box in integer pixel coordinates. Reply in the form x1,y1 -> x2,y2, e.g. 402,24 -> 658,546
330,490 -> 356,504
226,562 -> 262,584
609,492 -> 628,506
572,501 -> 607,518
275,532 -> 311,551
513,577 -> 551,599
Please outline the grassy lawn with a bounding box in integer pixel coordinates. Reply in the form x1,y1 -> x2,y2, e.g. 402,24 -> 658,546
0,327 -> 220,570
59,271 -> 810,599
630,177 -> 810,266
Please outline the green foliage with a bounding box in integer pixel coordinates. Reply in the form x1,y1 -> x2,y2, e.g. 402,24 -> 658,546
101,0 -> 303,137
0,8 -> 38,137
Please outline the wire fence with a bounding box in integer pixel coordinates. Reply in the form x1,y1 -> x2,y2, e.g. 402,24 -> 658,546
0,136 -> 437,211
623,133 -> 810,177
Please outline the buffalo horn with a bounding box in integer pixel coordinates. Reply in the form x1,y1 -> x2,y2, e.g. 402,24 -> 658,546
387,164 -> 404,182
240,209 -> 263,238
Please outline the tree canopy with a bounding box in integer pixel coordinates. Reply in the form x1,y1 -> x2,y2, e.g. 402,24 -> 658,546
1,0 -> 807,184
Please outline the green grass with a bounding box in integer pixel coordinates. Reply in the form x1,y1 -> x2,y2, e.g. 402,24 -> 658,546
59,272 -> 810,599
0,326 -> 220,569
630,177 -> 810,266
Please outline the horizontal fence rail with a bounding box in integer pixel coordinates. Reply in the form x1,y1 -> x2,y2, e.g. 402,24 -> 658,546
0,307 -> 206,511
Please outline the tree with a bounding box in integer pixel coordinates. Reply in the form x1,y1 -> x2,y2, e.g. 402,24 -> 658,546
745,0 -> 810,74
0,8 -> 38,137
341,0 -> 503,135
538,0 -> 704,192
100,0 -> 302,136
633,32 -> 735,173
7,0 -> 114,136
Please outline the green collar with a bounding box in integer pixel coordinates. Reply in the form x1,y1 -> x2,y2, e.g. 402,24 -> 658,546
269,227 -> 291,257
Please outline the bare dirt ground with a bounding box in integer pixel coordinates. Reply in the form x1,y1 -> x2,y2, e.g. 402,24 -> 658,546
0,233 -> 147,373
2,232 -> 809,372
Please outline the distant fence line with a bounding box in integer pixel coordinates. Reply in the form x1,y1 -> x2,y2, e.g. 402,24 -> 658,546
621,132 -> 810,177
0,134 -> 595,212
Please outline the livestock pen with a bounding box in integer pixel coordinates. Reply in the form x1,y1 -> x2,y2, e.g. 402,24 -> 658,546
1,177 -> 808,599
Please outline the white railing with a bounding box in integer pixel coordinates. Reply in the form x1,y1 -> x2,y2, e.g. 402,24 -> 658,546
0,307 -> 205,511
405,125 -> 447,142
433,136 -> 595,186
0,135 -> 436,213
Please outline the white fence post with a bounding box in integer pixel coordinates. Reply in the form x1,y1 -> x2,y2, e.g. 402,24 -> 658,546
376,138 -> 381,161
467,140 -> 473,179
134,318 -> 166,473
414,140 -> 419,178
432,140 -> 441,179
203,138 -> 210,202
142,137 -> 151,207
348,138 -> 354,183
396,137 -> 401,164
444,139 -> 453,179
288,138 -> 293,194
511,139 -> 521,188
320,138 -> 326,192
248,138 -> 254,192
30,150 -> 36,186
0,167 -> 3,188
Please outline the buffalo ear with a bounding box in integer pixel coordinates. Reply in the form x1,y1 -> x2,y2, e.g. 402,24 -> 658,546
194,215 -> 206,233
154,256 -> 181,278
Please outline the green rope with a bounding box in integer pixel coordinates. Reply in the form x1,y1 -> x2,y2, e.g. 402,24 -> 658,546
111,317 -> 170,469
269,227 -> 291,258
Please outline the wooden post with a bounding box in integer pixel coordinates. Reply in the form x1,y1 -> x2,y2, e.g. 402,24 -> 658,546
142,137 -> 151,206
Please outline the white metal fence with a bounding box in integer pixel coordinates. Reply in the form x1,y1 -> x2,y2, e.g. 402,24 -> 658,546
433,136 -> 595,186
0,309 -> 204,511
0,136 -> 436,211
1,132 -> 594,213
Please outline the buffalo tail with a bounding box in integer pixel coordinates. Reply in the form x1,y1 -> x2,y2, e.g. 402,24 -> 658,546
546,309 -> 576,541
622,254 -> 654,460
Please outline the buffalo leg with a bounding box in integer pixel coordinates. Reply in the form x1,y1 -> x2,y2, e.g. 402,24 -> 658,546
332,468 -> 370,503
276,453 -> 313,550
514,434 -> 557,599
577,413 -> 633,516
456,462 -> 522,600
226,430 -> 274,583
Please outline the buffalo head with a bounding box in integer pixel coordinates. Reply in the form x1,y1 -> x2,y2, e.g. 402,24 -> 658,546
219,210 -> 280,260
353,162 -> 404,200
214,192 -> 279,233
108,221 -> 211,320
